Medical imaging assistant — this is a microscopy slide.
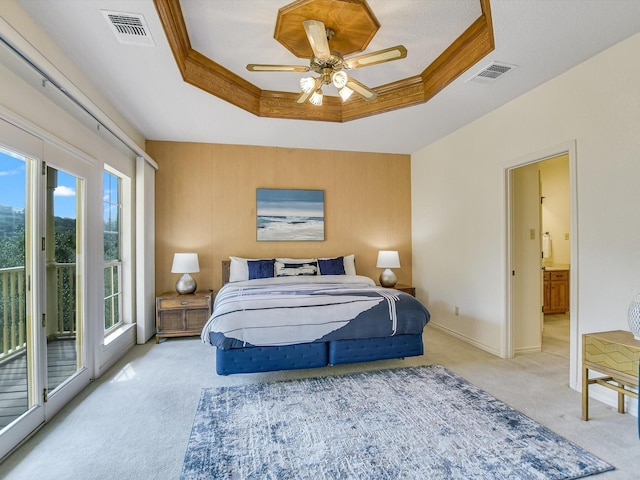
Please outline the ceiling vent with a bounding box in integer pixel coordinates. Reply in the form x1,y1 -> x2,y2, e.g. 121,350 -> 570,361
101,10 -> 155,46
466,62 -> 517,83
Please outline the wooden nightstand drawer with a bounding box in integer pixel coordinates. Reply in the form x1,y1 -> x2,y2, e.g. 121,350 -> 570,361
158,295 -> 209,310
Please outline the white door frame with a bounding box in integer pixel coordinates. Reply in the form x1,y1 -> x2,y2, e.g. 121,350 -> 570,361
504,140 -> 580,389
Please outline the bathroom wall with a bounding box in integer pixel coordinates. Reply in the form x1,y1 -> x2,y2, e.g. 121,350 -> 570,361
540,154 -> 570,268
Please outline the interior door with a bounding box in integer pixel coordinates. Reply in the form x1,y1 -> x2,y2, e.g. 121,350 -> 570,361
512,163 -> 543,353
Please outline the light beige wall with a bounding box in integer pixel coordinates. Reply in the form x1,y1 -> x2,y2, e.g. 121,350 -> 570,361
148,141 -> 412,294
411,32 -> 640,393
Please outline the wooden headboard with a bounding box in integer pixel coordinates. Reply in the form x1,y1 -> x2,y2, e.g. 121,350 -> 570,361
222,260 -> 231,285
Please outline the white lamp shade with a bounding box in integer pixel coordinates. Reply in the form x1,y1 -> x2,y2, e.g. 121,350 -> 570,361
171,253 -> 200,273
376,250 -> 400,269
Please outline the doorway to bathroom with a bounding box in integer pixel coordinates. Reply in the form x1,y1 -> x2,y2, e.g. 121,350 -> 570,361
507,142 -> 578,387
539,155 -> 571,359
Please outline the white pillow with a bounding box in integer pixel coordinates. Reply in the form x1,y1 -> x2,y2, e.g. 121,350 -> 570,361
229,256 -> 274,282
343,254 -> 356,275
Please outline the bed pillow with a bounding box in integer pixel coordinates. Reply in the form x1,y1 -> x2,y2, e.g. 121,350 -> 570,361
318,256 -> 346,275
318,254 -> 356,275
247,259 -> 275,280
229,256 -> 274,282
343,254 -> 356,275
319,254 -> 356,275
275,258 -> 318,277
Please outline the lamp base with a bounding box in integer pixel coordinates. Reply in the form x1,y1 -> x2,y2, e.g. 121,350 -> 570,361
628,294 -> 640,340
176,273 -> 197,295
379,268 -> 397,288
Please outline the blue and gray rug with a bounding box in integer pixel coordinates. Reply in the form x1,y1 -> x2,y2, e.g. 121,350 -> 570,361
181,365 -> 613,479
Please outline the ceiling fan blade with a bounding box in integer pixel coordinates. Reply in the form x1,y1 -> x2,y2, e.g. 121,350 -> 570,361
247,64 -> 310,72
303,19 -> 331,61
345,77 -> 378,100
296,77 -> 322,104
345,45 -> 408,69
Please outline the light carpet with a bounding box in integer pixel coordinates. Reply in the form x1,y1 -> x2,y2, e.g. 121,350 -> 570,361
181,365 -> 613,479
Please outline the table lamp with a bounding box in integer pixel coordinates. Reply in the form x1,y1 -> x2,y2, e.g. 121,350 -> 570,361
171,252 -> 199,294
377,250 -> 400,287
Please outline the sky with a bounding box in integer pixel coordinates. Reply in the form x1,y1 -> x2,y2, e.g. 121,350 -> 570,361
0,149 -> 77,219
257,188 -> 324,218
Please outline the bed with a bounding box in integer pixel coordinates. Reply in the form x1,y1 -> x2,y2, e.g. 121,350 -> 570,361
201,256 -> 430,375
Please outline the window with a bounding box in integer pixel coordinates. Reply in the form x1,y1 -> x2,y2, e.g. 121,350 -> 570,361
103,170 -> 122,332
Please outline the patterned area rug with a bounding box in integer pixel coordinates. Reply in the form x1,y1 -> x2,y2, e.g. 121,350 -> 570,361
181,365 -> 613,479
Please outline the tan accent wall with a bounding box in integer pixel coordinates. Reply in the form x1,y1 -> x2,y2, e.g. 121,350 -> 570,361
147,141 -> 412,294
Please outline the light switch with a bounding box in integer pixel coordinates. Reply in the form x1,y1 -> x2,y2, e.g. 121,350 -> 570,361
529,229 -> 536,240
565,232 -> 569,240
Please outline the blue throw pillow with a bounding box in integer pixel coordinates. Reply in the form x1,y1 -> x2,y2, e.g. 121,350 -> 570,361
247,259 -> 275,280
318,257 -> 345,275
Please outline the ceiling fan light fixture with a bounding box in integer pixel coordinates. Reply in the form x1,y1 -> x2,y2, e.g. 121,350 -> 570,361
332,70 -> 348,89
309,88 -> 323,106
300,76 -> 316,93
338,86 -> 353,101
247,19 -> 405,107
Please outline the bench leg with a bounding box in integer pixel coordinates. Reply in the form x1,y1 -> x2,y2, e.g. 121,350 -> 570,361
582,365 -> 589,421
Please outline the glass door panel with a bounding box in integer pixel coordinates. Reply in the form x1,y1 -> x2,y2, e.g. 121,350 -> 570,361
0,119 -> 90,458
0,147 -> 32,430
45,167 -> 82,393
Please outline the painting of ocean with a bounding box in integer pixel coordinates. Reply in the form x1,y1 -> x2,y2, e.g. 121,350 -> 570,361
257,189 -> 324,241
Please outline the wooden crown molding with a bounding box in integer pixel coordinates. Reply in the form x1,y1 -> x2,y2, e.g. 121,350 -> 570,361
154,0 -> 494,123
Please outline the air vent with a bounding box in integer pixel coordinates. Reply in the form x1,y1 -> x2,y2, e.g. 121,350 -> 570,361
101,10 -> 155,46
466,62 -> 517,83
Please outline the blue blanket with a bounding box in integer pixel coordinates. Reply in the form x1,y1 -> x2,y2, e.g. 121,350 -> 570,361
201,276 -> 430,349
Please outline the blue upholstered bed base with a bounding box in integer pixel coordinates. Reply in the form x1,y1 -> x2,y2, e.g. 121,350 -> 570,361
215,334 -> 424,375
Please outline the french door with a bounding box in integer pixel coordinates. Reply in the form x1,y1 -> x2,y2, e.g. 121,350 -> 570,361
0,119 -> 91,460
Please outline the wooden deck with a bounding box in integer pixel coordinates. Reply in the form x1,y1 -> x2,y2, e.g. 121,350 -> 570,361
0,338 -> 77,429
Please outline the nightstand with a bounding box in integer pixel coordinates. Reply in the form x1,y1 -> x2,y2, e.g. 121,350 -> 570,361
155,290 -> 213,343
582,330 -> 640,421
393,284 -> 415,297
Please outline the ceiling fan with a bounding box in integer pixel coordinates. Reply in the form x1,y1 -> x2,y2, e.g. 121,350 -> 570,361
247,19 -> 407,106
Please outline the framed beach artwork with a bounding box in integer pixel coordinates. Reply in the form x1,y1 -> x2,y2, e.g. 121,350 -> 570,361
256,188 -> 325,241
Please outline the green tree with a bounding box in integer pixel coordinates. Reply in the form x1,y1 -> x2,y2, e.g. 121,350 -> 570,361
0,222 -> 25,268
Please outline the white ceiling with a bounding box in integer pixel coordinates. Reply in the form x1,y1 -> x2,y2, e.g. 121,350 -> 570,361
12,0 -> 640,154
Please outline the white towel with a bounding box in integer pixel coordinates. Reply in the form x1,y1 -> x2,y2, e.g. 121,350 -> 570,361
542,233 -> 551,258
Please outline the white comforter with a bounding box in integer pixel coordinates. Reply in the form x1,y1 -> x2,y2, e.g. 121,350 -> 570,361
201,275 -> 395,348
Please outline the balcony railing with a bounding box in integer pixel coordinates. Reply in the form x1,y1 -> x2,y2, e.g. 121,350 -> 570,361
0,264 -> 77,358
0,266 -> 25,357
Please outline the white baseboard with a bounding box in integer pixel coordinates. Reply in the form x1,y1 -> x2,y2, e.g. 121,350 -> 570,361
428,322 -> 503,357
